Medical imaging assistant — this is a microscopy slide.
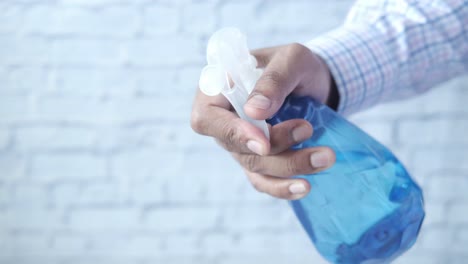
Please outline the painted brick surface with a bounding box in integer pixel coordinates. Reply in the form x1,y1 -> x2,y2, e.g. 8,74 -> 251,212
1,0 -> 467,263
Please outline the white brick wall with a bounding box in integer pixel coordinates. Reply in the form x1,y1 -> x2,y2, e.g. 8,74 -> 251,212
0,0 -> 467,263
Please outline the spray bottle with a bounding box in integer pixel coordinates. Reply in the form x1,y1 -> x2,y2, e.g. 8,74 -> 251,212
198,28 -> 424,264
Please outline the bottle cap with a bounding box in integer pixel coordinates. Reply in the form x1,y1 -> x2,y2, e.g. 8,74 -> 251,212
199,28 -> 270,139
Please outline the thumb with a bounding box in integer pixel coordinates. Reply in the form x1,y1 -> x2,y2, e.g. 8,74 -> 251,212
244,53 -> 300,120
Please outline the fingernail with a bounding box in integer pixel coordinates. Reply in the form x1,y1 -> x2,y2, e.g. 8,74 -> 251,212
310,151 -> 330,168
247,140 -> 263,155
246,94 -> 271,110
292,125 -> 310,142
289,182 -> 307,195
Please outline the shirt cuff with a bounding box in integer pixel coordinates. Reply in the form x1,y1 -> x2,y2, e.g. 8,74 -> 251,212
305,26 -> 396,116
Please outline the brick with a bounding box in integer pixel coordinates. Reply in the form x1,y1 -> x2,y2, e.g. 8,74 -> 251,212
167,148 -> 242,203
0,153 -> 27,182
419,227 -> 454,251
36,96 -> 191,124
52,39 -> 124,66
143,5 -> 179,36
1,208 -> 64,229
447,203 -> 468,224
69,208 -> 140,229
351,120 -> 394,146
0,96 -> 34,125
58,7 -> 139,37
53,67 -> 135,97
165,233 -> 201,255
111,149 -> 183,183
352,77 -> 468,121
451,227 -> 468,255
181,3 -> 216,35
394,250 -> 446,264
0,67 -> 48,96
177,126 -> 218,151
141,256 -> 214,264
398,117 -> 468,146
0,230 -> 8,252
11,184 -> 48,207
0,257 -> 62,264
49,183 -> 82,208
151,0 -> 191,6
222,231 -> 323,260
134,124 -> 192,151
88,233 -> 132,252
175,66 -> 204,97
0,3 -> 23,34
133,68 -> 177,96
34,97 -> 114,124
144,207 -> 219,231
349,97 -> 425,121
58,0 -> 134,7
423,202 -> 446,226
94,126 -> 143,152
51,233 -> 88,253
0,185 -> 10,205
425,175 -> 468,203
421,77 -> 468,115
78,182 -> 124,205
0,129 -> 10,150
3,233 -> 50,255
256,2 -> 350,34
126,36 -> 203,67
21,5 -> 61,35
126,235 -> 164,255
219,254 -> 327,264
238,182 -> 279,204
222,205 -> 295,231
22,5 -> 139,37
15,126 -> 95,151
411,149 -> 468,179
201,233 -> 236,256
130,180 -> 165,205
219,1 -> 259,33
31,154 -> 106,182
459,227 -> 468,243
247,32 -> 309,50
95,123 -> 207,153
202,171 -> 263,204
0,36 -> 50,65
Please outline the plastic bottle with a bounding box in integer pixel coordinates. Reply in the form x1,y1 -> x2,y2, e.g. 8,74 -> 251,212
199,28 -> 425,264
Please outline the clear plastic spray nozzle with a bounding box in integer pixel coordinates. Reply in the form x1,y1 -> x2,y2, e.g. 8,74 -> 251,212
199,28 -> 270,139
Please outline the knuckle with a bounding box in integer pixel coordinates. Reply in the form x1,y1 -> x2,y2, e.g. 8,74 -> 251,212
190,110 -> 204,134
258,70 -> 284,88
223,128 -> 238,150
286,154 -> 305,176
221,123 -> 238,150
286,42 -> 308,56
242,155 -> 262,173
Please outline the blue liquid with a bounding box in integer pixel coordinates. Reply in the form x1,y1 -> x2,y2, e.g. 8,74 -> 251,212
267,96 -> 425,264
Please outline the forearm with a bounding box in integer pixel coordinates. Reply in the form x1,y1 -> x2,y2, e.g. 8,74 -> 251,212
307,0 -> 468,116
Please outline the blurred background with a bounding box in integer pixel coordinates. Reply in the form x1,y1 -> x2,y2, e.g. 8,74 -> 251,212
1,0 -> 467,263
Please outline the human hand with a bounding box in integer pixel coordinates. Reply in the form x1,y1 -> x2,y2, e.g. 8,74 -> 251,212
191,43 -> 336,200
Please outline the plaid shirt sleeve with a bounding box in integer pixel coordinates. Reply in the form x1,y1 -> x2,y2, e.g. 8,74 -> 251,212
306,0 -> 468,116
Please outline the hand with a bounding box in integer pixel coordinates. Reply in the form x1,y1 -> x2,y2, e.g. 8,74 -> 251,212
191,43 -> 336,200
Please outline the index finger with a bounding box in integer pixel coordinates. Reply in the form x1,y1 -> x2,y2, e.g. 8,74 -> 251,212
191,89 -> 271,155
